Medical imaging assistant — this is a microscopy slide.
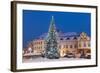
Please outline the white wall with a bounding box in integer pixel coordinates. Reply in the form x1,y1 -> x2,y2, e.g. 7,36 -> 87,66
0,0 -> 99,73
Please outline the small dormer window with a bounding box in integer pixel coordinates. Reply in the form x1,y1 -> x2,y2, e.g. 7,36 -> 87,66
66,37 -> 70,40
60,38 -> 63,40
73,37 -> 77,40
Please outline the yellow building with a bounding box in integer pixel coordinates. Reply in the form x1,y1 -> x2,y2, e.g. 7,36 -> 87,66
77,32 -> 91,58
58,36 -> 78,57
32,39 -> 45,55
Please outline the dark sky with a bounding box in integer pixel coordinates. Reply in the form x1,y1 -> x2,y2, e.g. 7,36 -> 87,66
23,10 -> 91,48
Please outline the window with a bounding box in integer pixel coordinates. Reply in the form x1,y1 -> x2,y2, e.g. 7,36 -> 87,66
60,38 -> 63,40
88,43 -> 90,47
64,45 -> 66,48
63,51 -> 65,54
73,37 -> 77,40
84,42 -> 86,47
39,42 -> 40,44
74,45 -> 77,48
59,45 -> 61,48
79,43 -> 81,47
70,45 -> 72,48
66,37 -> 70,40
66,45 -> 68,48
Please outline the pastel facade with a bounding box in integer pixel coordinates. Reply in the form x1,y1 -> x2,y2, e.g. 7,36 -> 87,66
32,39 -> 45,55
23,32 -> 91,58
77,32 -> 91,58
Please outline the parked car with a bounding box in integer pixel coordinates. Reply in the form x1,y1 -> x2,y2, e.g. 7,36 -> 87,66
64,53 -> 75,58
85,53 -> 91,59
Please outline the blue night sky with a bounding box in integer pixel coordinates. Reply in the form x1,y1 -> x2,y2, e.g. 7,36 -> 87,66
23,10 -> 91,48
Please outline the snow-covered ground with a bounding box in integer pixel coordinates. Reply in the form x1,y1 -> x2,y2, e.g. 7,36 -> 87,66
23,57 -> 89,63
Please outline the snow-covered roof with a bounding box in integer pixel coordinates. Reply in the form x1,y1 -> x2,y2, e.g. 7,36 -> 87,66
36,32 -> 79,40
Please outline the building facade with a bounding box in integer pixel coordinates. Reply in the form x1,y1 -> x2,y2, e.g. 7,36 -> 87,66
23,32 -> 91,58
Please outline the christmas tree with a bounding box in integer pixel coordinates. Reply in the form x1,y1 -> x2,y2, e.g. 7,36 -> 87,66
44,16 -> 60,59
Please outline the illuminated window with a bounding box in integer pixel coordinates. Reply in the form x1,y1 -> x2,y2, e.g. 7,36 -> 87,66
88,43 -> 90,47
79,44 -> 81,47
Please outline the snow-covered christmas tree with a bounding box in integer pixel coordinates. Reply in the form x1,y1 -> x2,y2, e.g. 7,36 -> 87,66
44,16 -> 60,59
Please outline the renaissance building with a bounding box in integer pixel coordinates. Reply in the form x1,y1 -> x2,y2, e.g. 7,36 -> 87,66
23,16 -> 91,58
